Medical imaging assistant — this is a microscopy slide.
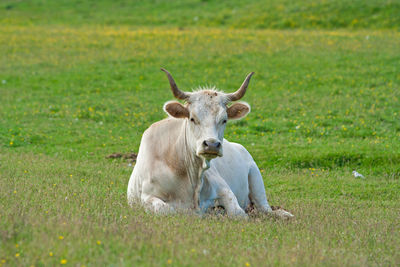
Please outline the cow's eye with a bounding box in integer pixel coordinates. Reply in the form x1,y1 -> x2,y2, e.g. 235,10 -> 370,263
222,119 -> 227,124
190,118 -> 195,123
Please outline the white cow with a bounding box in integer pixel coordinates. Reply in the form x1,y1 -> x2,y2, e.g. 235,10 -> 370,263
127,69 -> 293,218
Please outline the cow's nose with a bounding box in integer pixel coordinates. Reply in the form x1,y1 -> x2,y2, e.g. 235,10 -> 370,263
203,140 -> 221,149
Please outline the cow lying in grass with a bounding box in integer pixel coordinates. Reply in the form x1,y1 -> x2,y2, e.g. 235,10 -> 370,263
127,69 -> 293,219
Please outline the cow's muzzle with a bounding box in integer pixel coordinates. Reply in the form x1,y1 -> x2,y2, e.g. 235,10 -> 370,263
198,139 -> 223,158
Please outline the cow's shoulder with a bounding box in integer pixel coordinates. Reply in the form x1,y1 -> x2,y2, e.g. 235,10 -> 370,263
141,118 -> 183,149
143,118 -> 182,138
140,118 -> 188,175
138,118 -> 183,160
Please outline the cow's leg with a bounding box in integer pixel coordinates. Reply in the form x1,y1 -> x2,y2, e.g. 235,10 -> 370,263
248,164 -> 294,218
203,170 -> 247,218
141,194 -> 174,215
248,163 -> 273,213
217,187 -> 247,218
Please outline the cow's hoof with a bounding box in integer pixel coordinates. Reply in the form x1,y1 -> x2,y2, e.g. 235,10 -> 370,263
271,208 -> 294,220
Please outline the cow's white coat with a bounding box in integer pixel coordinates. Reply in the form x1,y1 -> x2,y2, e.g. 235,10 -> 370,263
127,73 -> 293,218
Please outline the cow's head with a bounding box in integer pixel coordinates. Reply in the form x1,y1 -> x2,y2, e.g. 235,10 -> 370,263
161,68 -> 253,161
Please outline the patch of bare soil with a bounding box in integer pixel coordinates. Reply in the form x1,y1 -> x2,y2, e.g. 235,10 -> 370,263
106,152 -> 137,162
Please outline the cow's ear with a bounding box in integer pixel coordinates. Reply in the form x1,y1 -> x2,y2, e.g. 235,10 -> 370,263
163,101 -> 189,119
227,102 -> 250,120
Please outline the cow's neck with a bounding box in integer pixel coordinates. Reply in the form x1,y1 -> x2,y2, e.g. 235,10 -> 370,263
177,120 -> 209,210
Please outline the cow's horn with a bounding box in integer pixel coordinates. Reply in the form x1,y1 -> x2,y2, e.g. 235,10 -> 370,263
226,72 -> 254,101
161,68 -> 190,100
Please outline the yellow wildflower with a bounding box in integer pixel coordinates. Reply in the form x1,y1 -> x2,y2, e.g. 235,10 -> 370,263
60,259 -> 67,264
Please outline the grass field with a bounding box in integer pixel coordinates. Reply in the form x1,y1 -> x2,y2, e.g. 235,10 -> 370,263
1,0 -> 400,266
1,0 -> 399,29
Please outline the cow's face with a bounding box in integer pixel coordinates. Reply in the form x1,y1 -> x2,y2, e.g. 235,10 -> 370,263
164,91 -> 250,159
161,69 -> 253,161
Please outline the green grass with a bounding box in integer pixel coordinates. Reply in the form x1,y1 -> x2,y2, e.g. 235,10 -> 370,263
1,0 -> 399,29
1,0 -> 400,266
0,152 -> 398,266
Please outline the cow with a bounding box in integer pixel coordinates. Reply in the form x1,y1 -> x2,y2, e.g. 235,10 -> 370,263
127,69 -> 293,219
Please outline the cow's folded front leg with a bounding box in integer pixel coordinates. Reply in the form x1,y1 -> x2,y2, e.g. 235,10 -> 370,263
217,188 -> 247,218
141,194 -> 175,215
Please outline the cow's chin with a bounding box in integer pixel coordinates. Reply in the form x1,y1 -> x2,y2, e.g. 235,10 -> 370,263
197,151 -> 222,160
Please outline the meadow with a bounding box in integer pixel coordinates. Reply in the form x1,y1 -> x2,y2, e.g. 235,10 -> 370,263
0,0 -> 400,266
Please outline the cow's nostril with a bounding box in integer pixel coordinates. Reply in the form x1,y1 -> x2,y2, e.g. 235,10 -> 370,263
203,140 -> 221,149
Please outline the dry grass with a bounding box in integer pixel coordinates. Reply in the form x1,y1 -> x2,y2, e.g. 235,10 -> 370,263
1,151 -> 398,266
